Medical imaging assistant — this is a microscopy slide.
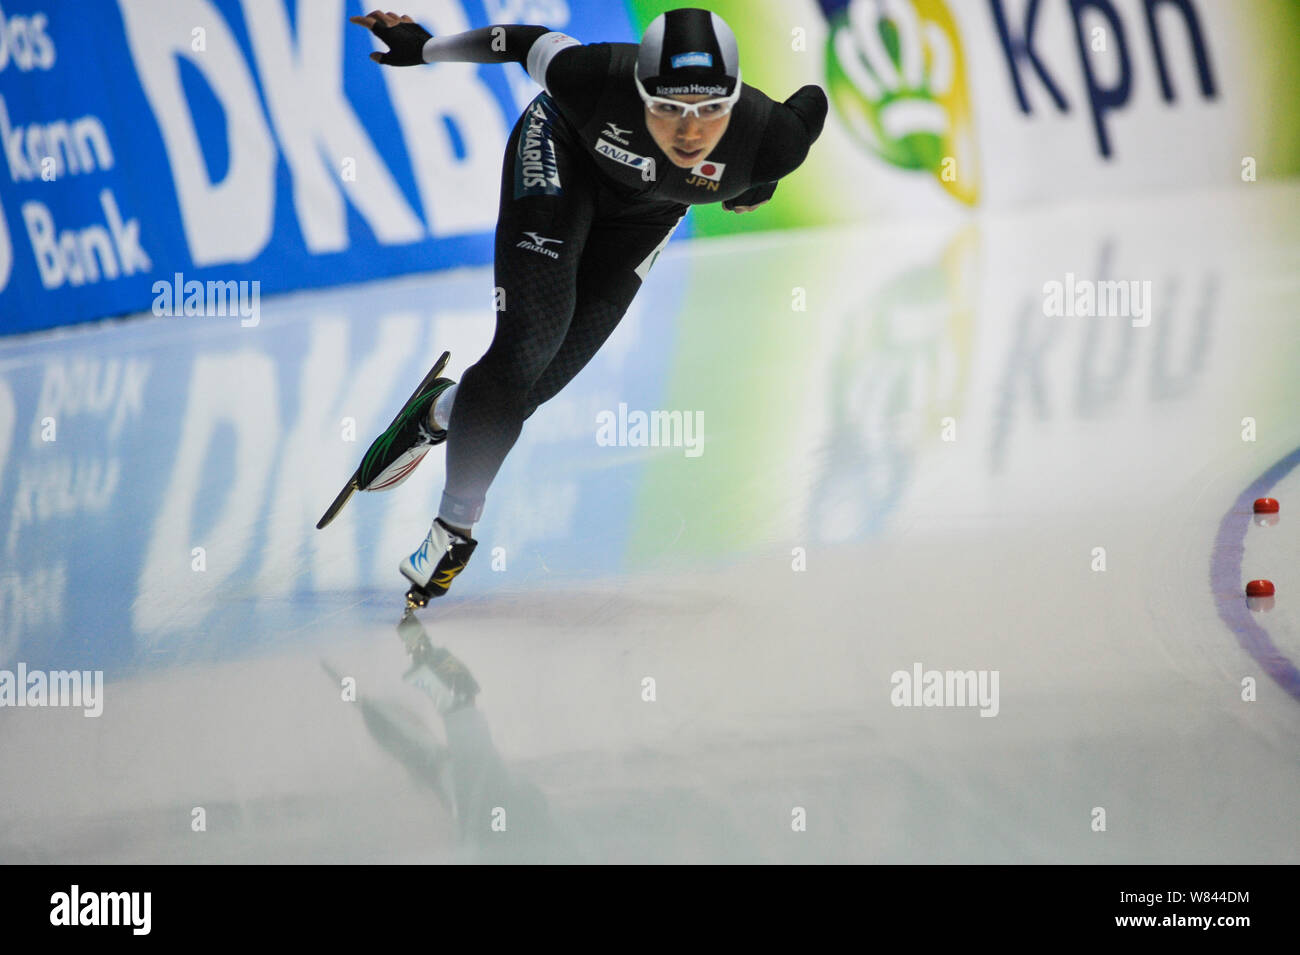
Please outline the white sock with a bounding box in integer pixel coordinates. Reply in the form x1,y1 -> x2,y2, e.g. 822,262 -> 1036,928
431,382 -> 457,430
437,514 -> 473,539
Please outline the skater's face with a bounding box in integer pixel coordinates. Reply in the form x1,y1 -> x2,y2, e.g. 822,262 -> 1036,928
644,94 -> 732,168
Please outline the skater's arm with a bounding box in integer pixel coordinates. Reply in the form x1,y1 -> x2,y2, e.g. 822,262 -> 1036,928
352,12 -> 605,126
350,11 -> 575,71
721,87 -> 826,214
422,25 -> 564,66
749,85 -> 829,183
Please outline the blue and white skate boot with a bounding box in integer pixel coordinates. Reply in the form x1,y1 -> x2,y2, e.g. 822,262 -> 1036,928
400,518 -> 478,609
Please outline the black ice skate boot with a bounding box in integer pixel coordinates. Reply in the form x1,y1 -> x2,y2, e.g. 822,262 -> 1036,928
400,518 -> 478,610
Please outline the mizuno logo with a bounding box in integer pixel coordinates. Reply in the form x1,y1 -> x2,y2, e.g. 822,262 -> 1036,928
517,232 -> 563,259
602,121 -> 632,143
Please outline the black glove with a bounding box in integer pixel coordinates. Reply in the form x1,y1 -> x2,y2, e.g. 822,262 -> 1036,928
722,180 -> 777,211
368,19 -> 433,66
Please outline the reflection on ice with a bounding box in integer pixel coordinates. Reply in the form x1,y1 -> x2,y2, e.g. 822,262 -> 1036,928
1,185 -> 1299,862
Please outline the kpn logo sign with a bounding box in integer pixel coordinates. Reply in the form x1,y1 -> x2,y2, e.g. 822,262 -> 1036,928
819,0 -> 977,204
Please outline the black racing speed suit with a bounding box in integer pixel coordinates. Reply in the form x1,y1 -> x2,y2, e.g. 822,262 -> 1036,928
408,25 -> 827,526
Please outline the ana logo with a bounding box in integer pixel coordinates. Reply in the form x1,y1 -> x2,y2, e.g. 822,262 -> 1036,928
517,232 -> 563,258
603,121 -> 632,142
820,0 -> 977,204
671,51 -> 713,69
595,137 -> 652,171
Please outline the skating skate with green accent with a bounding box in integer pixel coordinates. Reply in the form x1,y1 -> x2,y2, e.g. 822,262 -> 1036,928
316,350 -> 454,530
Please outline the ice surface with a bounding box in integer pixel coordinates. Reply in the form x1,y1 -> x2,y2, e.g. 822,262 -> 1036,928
1,183 -> 1298,863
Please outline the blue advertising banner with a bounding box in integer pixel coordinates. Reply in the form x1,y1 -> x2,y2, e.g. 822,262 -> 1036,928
0,0 -> 640,335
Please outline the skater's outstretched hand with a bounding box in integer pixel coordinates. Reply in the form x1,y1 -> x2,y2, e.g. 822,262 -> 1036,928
723,180 -> 777,214
350,10 -> 432,66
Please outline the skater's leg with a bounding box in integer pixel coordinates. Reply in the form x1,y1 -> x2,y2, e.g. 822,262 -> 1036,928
404,104 -> 682,607
521,207 -> 685,415
424,209 -> 683,438
439,207 -> 683,528
428,284 -> 634,442
437,101 -> 599,531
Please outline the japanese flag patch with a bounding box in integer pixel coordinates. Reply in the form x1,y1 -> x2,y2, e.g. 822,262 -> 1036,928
690,160 -> 725,181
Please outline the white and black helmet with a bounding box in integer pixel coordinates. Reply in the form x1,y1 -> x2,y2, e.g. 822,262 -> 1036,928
636,8 -> 741,100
